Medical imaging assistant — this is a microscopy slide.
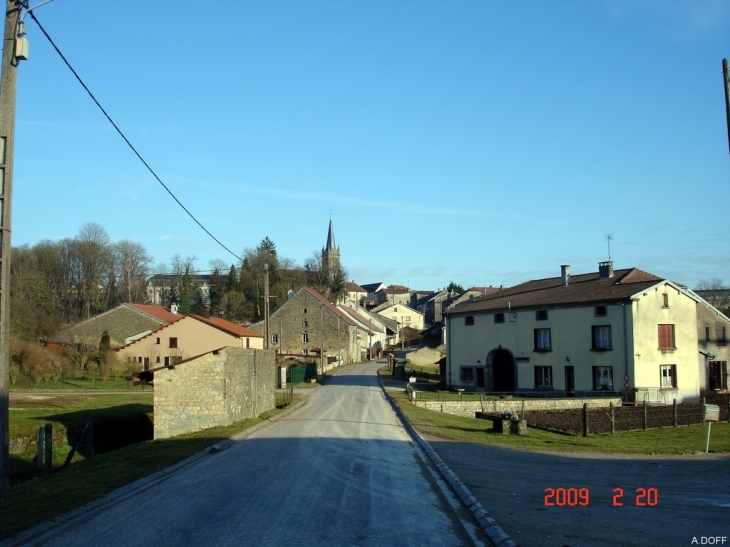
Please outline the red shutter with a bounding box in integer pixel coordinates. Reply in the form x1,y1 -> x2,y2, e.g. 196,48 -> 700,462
658,325 -> 674,349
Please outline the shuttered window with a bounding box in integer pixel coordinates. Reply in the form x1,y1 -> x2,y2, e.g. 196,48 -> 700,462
658,325 -> 675,349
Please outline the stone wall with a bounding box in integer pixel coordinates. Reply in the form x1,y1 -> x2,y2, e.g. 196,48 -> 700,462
413,396 -> 622,418
59,305 -> 165,347
153,347 -> 275,439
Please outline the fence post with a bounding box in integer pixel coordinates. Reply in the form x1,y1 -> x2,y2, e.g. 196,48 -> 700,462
583,403 -> 589,437
643,400 -> 647,430
44,423 -> 53,473
35,427 -> 44,472
673,399 -> 677,427
610,402 -> 615,434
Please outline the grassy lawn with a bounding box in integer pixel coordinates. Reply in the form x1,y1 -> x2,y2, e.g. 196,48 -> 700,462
10,374 -> 150,392
1,392 -> 298,541
389,389 -> 730,455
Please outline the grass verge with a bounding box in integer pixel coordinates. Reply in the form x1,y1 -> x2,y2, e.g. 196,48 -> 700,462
389,389 -> 730,455
1,393 -> 299,541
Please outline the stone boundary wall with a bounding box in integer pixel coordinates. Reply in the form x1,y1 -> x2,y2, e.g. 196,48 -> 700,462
154,347 -> 275,439
414,397 -> 622,419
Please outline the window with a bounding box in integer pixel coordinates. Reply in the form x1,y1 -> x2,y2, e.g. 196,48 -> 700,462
593,366 -> 613,390
155,356 -> 160,363
595,306 -> 607,317
534,366 -> 553,388
143,357 -> 149,371
271,334 -> 279,344
658,325 -> 675,349
465,316 -> 475,326
705,327 -> 711,342
536,310 -> 548,321
303,307 -> 307,314
164,356 -> 169,366
302,349 -> 308,356
534,328 -> 552,351
660,364 -> 677,388
460,368 -> 474,382
662,293 -> 669,308
169,337 -> 178,349
246,338 -> 250,348
716,326 -> 727,346
302,334 -> 309,343
494,313 -> 505,323
394,307 -> 398,312
303,320 -> 308,328
404,316 -> 412,321
155,337 -> 160,345
592,325 -> 613,350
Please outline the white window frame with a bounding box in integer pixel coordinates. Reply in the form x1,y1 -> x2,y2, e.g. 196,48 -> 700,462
593,366 -> 613,390
660,364 -> 677,388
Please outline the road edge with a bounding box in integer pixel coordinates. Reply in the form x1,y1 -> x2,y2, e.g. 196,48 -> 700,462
377,373 -> 517,547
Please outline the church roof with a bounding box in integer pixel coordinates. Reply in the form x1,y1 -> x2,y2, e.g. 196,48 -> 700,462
325,219 -> 338,252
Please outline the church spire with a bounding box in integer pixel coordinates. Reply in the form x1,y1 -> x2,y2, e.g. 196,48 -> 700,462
325,217 -> 338,252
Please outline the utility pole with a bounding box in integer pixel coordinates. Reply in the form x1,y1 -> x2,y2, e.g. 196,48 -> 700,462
0,0 -> 23,502
722,59 -> 730,155
263,264 -> 269,350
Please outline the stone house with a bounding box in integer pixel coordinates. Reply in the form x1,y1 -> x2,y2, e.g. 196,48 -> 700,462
147,347 -> 275,439
115,314 -> 264,370
251,287 -> 360,365
693,291 -> 730,393
57,303 -> 180,348
444,262 -> 730,403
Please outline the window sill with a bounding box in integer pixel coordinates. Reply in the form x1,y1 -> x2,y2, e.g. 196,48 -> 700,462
659,347 -> 676,353
590,347 -> 613,352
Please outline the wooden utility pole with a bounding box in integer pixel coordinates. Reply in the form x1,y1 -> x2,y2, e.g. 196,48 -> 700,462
0,0 -> 22,502
722,59 -> 730,155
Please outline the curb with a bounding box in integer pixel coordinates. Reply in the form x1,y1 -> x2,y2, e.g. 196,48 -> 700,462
377,375 -> 517,547
1,391 -> 314,547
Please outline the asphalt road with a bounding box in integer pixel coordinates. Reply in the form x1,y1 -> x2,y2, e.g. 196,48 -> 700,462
22,363 -> 483,547
426,434 -> 730,547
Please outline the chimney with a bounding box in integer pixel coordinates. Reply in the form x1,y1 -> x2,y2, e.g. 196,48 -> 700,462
170,302 -> 179,315
202,305 -> 211,319
598,261 -> 614,279
561,265 -> 571,286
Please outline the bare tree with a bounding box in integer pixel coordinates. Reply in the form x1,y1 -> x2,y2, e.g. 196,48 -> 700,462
696,278 -> 730,312
114,239 -> 152,303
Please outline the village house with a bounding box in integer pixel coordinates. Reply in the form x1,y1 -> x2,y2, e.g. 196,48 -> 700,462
444,262 -> 730,403
250,287 -> 361,365
57,303 -> 180,348
116,313 -> 263,370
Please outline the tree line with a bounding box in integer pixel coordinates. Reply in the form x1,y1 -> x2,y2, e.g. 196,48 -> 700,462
10,223 -> 347,340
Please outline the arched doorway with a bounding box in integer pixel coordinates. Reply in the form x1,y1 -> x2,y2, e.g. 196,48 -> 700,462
487,348 -> 516,392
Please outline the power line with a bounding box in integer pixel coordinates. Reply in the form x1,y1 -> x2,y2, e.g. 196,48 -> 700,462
25,10 -> 244,263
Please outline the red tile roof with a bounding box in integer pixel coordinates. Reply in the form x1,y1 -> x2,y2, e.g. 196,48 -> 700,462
125,303 -> 180,324
447,267 -> 663,315
188,315 -> 263,338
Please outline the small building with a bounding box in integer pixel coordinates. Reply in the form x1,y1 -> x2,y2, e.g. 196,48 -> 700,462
115,314 -> 263,370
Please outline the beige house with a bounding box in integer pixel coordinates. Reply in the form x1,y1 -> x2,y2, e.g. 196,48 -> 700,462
116,314 -> 263,370
374,303 -> 425,346
445,262 -> 730,403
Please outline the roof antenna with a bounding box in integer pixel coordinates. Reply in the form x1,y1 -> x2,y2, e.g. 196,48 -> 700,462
607,234 -> 613,261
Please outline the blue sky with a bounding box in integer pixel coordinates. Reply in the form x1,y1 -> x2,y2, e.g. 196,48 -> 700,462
10,0 -> 730,291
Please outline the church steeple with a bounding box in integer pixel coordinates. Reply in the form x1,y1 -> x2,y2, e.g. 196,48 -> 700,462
322,217 -> 341,278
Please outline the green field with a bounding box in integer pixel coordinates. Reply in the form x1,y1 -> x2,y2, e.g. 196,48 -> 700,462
389,389 -> 730,455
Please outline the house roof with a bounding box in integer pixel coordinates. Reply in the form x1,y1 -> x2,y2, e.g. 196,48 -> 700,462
446,267 -> 664,315
337,306 -> 384,333
188,314 -> 263,338
381,287 -> 410,295
360,282 -> 385,293
346,281 -> 366,292
125,303 -> 181,324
